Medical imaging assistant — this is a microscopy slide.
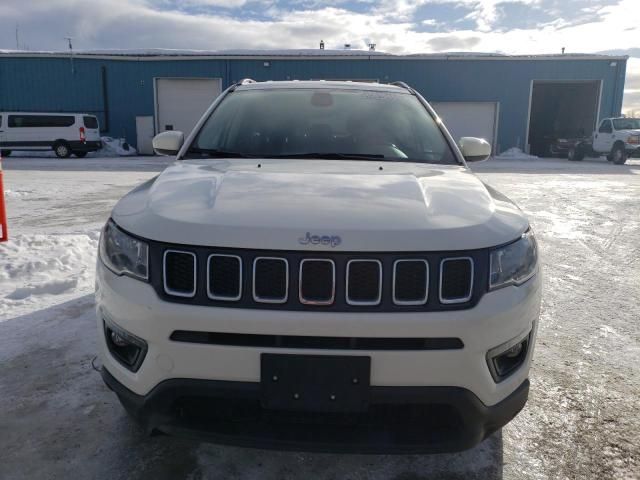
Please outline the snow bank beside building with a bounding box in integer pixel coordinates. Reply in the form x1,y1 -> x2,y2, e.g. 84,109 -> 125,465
496,147 -> 539,160
97,137 -> 137,157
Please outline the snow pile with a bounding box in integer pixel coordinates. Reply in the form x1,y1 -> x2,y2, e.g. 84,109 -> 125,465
496,147 -> 538,160
3,189 -> 33,198
98,137 -> 137,156
0,232 -> 99,320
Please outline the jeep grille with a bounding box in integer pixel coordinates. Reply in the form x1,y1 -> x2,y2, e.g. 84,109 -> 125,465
157,245 -> 484,312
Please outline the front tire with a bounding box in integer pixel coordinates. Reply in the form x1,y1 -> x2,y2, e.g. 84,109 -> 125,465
54,142 -> 71,159
568,146 -> 584,161
0,150 -> 11,157
611,144 -> 627,165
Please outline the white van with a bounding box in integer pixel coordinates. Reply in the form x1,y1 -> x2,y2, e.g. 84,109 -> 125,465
0,112 -> 102,158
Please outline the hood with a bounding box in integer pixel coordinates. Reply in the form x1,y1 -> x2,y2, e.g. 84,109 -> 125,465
618,129 -> 640,137
112,159 -> 528,251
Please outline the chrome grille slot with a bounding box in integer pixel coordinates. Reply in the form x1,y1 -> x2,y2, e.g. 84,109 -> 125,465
253,257 -> 288,303
163,250 -> 197,297
439,257 -> 473,304
207,254 -> 242,301
346,260 -> 382,306
299,259 -> 335,305
393,259 -> 429,305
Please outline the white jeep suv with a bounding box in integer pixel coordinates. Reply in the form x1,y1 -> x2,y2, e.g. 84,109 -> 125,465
96,80 -> 541,453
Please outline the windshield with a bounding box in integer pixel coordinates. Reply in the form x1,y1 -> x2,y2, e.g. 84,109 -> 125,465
613,118 -> 640,130
188,88 -> 458,164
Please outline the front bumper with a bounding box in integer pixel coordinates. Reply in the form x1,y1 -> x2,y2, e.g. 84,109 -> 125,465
626,145 -> 640,157
101,367 -> 529,454
96,259 -> 541,451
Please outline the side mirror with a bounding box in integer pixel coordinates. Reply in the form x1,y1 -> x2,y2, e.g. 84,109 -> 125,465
459,137 -> 491,162
152,131 -> 184,156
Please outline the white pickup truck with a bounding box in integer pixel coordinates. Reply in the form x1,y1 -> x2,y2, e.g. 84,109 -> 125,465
569,117 -> 640,164
96,80 -> 541,453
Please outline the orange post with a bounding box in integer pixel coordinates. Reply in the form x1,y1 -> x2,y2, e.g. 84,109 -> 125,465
0,156 -> 8,242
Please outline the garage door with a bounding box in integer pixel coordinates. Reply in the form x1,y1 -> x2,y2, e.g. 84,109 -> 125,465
155,78 -> 222,136
431,102 -> 498,153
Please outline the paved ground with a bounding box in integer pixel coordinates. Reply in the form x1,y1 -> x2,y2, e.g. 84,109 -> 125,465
0,155 -> 638,480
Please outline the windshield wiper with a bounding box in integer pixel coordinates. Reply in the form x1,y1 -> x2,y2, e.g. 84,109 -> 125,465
187,148 -> 257,158
268,152 -> 386,161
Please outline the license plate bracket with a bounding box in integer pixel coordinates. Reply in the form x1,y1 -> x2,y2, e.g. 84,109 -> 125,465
261,354 -> 371,413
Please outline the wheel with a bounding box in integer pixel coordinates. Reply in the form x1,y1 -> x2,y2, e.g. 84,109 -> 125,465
568,146 -> 584,161
74,151 -> 87,158
0,150 -> 11,157
611,144 -> 627,165
53,142 -> 71,158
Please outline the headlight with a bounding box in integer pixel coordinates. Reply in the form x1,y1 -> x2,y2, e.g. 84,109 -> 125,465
627,135 -> 640,145
99,220 -> 149,281
489,229 -> 538,290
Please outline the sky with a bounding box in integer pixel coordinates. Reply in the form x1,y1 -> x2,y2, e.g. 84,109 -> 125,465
0,0 -> 638,113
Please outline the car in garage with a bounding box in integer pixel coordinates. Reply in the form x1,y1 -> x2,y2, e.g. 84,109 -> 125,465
0,112 -> 102,158
96,79 -> 541,453
543,129 -> 590,158
569,117 -> 640,164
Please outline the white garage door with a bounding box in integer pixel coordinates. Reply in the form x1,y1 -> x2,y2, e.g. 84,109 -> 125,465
431,102 -> 498,152
155,78 -> 222,136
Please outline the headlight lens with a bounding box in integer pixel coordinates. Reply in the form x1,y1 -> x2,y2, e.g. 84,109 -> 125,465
627,135 -> 640,145
99,220 -> 149,281
489,230 -> 538,290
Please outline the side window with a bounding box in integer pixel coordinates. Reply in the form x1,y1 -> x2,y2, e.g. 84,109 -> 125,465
83,116 -> 99,129
598,120 -> 612,134
8,116 -> 23,128
8,115 -> 75,128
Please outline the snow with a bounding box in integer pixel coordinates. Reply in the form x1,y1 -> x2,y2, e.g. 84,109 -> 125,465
496,147 -> 539,160
0,233 -> 98,318
98,136 -> 137,156
0,49 -> 624,61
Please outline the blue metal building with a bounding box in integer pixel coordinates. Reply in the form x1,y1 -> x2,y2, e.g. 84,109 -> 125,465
0,49 -> 627,155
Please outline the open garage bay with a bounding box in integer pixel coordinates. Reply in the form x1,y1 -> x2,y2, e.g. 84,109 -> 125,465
0,156 -> 638,479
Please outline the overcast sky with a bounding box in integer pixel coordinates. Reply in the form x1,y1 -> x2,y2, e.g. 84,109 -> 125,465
0,0 -> 638,113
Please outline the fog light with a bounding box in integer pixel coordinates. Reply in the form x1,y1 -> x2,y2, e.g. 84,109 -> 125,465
503,343 -> 523,358
110,331 -> 128,347
103,319 -> 148,372
487,331 -> 531,383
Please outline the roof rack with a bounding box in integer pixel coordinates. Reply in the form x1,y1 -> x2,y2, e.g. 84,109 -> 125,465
229,78 -> 257,92
390,81 -> 412,91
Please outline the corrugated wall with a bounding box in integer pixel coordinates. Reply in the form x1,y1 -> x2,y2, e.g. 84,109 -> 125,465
0,55 -> 627,152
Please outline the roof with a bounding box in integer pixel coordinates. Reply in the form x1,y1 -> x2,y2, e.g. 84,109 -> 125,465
235,80 -> 411,93
0,48 -> 628,62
